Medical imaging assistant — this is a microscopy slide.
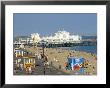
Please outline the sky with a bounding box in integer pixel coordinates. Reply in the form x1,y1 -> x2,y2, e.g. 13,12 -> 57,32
13,13 -> 97,37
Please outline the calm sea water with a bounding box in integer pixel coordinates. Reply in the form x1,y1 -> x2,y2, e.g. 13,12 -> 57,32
60,46 -> 97,54
70,46 -> 97,54
61,36 -> 97,54
72,36 -> 97,54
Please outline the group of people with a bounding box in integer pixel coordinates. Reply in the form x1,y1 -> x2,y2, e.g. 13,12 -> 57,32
14,61 -> 35,74
14,63 -> 23,71
64,62 -> 72,70
25,64 -> 35,74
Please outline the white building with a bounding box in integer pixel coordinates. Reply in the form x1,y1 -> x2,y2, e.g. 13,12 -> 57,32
14,30 -> 82,46
14,37 -> 33,44
41,31 -> 82,44
31,33 -> 41,43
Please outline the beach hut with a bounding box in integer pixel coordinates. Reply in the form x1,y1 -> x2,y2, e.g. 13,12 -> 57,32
15,55 -> 36,73
23,57 -> 36,68
14,49 -> 24,57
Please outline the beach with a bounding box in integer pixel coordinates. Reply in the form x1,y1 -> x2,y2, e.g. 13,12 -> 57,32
23,46 -> 97,75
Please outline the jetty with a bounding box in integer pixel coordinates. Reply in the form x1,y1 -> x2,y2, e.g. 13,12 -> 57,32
14,30 -> 97,47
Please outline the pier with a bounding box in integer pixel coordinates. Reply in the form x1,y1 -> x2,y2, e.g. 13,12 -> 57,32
14,39 -> 97,48
39,39 -> 97,48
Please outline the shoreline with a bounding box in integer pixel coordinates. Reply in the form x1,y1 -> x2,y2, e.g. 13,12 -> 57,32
23,46 -> 97,75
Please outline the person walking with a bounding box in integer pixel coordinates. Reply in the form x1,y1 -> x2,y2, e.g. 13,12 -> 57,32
59,65 -> 61,69
29,66 -> 32,74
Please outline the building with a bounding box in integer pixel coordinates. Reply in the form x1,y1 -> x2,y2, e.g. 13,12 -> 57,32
14,30 -> 82,46
41,30 -> 82,44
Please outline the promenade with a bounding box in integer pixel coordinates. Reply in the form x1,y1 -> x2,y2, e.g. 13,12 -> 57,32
13,46 -> 97,75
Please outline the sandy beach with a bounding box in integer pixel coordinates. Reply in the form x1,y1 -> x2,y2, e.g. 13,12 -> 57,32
24,46 -> 97,75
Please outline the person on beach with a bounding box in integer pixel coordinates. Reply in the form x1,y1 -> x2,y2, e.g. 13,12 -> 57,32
65,62 -> 71,70
44,54 -> 48,62
92,66 -> 95,72
25,66 -> 29,74
50,61 -> 53,66
68,63 -> 72,70
67,54 -> 71,60
69,53 -> 72,56
64,62 -> 67,70
28,66 -> 31,74
59,65 -> 61,69
20,63 -> 23,71
41,54 -> 44,60
38,54 -> 42,60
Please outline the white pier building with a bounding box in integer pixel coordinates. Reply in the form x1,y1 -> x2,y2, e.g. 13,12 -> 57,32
41,31 -> 82,44
14,30 -> 82,46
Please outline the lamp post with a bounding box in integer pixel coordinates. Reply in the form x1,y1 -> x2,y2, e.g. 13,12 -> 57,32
42,43 -> 44,57
42,41 -> 46,75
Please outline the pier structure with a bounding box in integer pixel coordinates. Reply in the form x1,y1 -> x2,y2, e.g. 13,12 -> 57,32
14,30 -> 97,47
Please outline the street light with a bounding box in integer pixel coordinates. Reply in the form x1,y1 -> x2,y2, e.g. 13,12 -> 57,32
42,43 -> 45,57
41,40 -> 46,75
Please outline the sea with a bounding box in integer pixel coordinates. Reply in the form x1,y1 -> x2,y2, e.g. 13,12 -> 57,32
61,36 -> 97,54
